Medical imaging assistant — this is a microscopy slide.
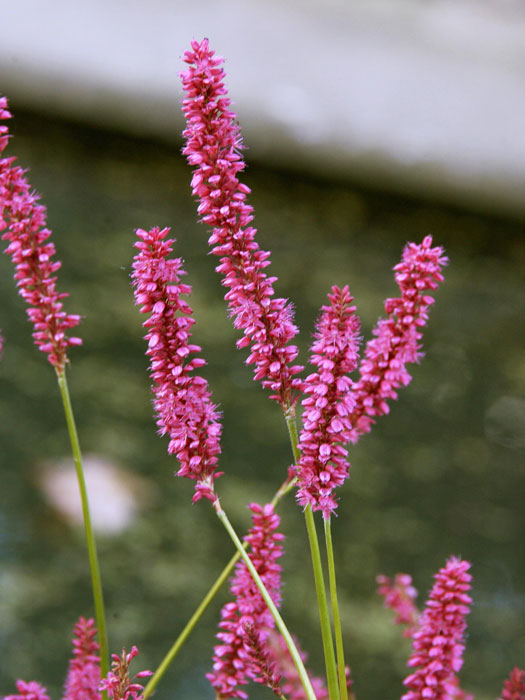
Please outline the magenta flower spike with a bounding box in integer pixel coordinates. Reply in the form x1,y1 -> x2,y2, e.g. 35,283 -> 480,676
207,502 -> 285,698
402,556 -> 472,700
376,573 -> 420,638
0,97 -> 81,373
3,681 -> 51,700
180,39 -> 303,410
497,668 -> 525,700
132,226 -> 222,504
348,236 -> 448,443
63,617 -> 101,700
99,647 -> 152,700
295,285 -> 361,516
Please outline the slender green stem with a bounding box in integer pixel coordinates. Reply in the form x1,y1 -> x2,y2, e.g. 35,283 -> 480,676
324,517 -> 348,700
304,506 -> 340,700
57,370 -> 109,680
143,547 -> 242,699
143,469 -> 296,697
216,505 -> 318,700
285,413 -> 339,700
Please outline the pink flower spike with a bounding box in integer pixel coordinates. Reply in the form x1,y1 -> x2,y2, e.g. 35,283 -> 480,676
497,668 -> 525,700
3,681 -> 50,700
376,573 -> 420,638
99,647 -> 152,700
132,226 -> 222,504
266,631 -> 330,700
348,236 -> 447,443
207,502 -> 284,698
295,285 -> 360,516
0,97 -> 82,373
402,556 -> 472,700
62,617 -> 101,700
180,39 -> 303,410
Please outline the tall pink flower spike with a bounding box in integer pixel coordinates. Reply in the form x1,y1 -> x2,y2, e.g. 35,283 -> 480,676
497,668 -> 525,700
296,285 -> 360,516
0,97 -> 81,373
402,557 -> 472,700
63,617 -> 101,700
180,39 -> 303,411
207,503 -> 284,698
348,236 -> 448,443
132,226 -> 222,504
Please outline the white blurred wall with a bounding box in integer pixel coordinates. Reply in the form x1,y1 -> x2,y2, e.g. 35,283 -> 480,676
1,0 -> 525,216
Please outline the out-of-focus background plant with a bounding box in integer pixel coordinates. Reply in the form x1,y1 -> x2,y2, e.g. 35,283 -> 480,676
0,3 -> 523,700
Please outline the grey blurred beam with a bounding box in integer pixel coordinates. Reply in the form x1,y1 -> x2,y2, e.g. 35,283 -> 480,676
1,0 -> 525,217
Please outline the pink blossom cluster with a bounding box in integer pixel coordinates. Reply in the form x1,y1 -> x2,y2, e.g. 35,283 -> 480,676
402,557 -> 472,700
180,39 -> 303,410
295,285 -> 361,516
63,617 -> 101,700
497,668 -> 525,700
208,502 -> 284,698
99,647 -> 151,700
376,573 -> 420,638
348,235 -> 448,442
3,681 -> 50,700
0,97 -> 81,373
132,226 -> 222,503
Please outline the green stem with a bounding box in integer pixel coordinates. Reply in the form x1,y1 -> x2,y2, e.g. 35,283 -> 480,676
57,370 -> 109,679
324,517 -> 348,700
285,414 -> 339,700
143,470 -> 296,697
143,547 -> 242,700
216,504 -> 318,700
304,506 -> 340,700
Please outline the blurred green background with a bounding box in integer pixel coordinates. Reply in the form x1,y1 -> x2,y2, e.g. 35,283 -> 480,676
0,109 -> 523,700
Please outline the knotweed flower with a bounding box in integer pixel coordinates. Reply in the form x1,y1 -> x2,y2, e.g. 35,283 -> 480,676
0,97 -> 81,373
296,285 -> 360,516
497,668 -> 525,700
63,617 -> 101,700
377,573 -> 420,638
3,681 -> 50,700
180,39 -> 303,410
207,503 -> 284,698
348,236 -> 447,443
100,647 -> 151,700
132,226 -> 222,503
266,631 -> 330,700
402,556 -> 472,700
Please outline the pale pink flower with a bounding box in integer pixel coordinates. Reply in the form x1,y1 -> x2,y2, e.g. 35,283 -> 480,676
62,617 -> 101,700
497,668 -> 525,700
3,681 -> 50,700
180,39 -> 303,410
376,573 -> 420,638
0,97 -> 81,373
132,226 -> 222,503
402,557 -> 472,700
207,503 -> 284,698
295,285 -> 360,516
99,647 -> 151,700
348,236 -> 447,443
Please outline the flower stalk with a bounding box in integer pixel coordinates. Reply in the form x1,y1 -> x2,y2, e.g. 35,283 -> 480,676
215,504 -> 318,700
57,371 -> 109,682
